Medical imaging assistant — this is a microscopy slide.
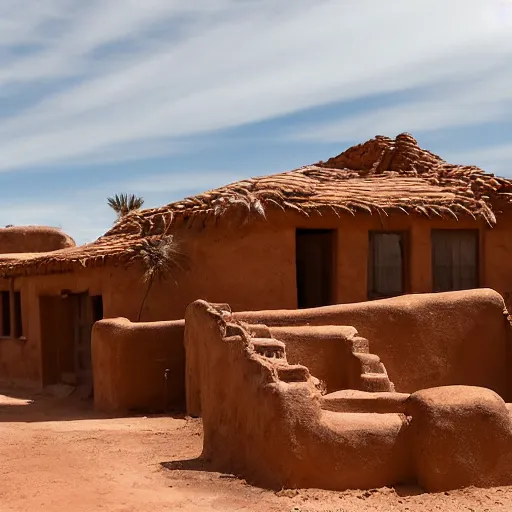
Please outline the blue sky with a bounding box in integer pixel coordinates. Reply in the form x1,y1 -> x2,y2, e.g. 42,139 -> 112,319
1,0 -> 512,244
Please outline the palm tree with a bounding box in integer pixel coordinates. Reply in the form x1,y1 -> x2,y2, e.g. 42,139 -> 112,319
137,235 -> 188,321
107,193 -> 144,220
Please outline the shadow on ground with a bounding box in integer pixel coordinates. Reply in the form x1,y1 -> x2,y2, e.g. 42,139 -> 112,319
0,383 -> 185,423
160,458 -> 210,472
160,458 -> 244,484
160,459 -> 429,497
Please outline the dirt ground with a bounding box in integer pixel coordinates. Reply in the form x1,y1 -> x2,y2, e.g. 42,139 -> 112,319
1,385 -> 512,512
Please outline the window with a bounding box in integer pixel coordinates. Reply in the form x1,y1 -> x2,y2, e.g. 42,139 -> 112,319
0,290 -> 23,338
1,291 -> 10,336
91,295 -> 103,322
431,229 -> 479,292
368,232 -> 406,300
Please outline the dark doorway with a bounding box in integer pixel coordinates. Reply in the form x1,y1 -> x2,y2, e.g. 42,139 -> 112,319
296,229 -> 335,309
368,232 -> 406,300
40,292 -> 102,397
40,295 -> 75,387
431,229 -> 479,292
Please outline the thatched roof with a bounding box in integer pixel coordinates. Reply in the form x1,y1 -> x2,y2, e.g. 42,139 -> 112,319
1,133 -> 511,278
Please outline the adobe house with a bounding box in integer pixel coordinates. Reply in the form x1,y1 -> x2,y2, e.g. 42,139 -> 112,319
1,132 -> 512,390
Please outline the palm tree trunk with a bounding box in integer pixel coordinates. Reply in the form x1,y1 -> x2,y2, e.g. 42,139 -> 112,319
137,276 -> 154,322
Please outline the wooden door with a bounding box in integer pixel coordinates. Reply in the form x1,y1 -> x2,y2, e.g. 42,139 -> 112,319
40,296 -> 75,386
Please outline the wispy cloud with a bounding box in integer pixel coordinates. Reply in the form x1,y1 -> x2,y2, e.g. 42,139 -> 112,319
0,0 -> 511,171
288,63 -> 512,144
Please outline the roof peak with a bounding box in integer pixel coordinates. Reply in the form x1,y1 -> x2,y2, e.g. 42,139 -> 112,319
318,132 -> 445,175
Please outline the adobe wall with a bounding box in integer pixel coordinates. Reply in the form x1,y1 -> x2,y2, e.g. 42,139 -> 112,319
0,226 -> 75,254
235,289 -> 512,400
126,221 -> 298,321
263,210 -> 488,304
3,209 -> 512,388
134,210 -> 512,315
0,337 -> 37,382
91,318 -> 185,413
484,212 -> 512,310
61,211 -> 504,326
185,300 -> 512,492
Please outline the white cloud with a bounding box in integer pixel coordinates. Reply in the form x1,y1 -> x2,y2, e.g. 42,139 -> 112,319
0,0 -> 511,170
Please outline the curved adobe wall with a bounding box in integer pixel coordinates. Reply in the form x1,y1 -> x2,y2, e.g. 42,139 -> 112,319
0,226 -> 75,254
91,317 -> 185,413
185,300 -> 512,492
235,289 -> 512,400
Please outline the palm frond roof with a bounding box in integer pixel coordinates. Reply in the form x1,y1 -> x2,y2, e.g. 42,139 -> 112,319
1,133 -> 510,277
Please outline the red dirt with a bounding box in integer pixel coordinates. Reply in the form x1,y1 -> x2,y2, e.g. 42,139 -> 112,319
1,385 -> 512,512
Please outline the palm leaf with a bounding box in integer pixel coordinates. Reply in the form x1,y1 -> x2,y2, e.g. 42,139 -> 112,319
136,235 -> 188,321
107,193 -> 145,220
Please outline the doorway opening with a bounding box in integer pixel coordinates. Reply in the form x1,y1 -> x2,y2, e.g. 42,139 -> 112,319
295,229 -> 335,309
40,292 -> 103,397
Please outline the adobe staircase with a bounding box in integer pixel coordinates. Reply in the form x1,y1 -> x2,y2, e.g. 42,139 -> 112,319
350,334 -> 395,392
241,323 -> 394,392
224,323 -> 311,383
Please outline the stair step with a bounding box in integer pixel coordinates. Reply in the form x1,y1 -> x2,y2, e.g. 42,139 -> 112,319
225,323 -> 246,338
353,353 -> 385,374
276,364 -> 310,383
360,373 -> 394,392
321,390 -> 410,414
252,338 -> 286,358
351,336 -> 369,354
246,324 -> 272,338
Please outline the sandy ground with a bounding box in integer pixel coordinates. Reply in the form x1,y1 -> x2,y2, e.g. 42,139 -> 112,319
1,385 -> 512,512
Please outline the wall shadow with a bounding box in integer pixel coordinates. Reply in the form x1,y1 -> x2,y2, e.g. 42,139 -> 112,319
160,457 -> 244,483
0,384 -> 186,423
160,458 -> 210,472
